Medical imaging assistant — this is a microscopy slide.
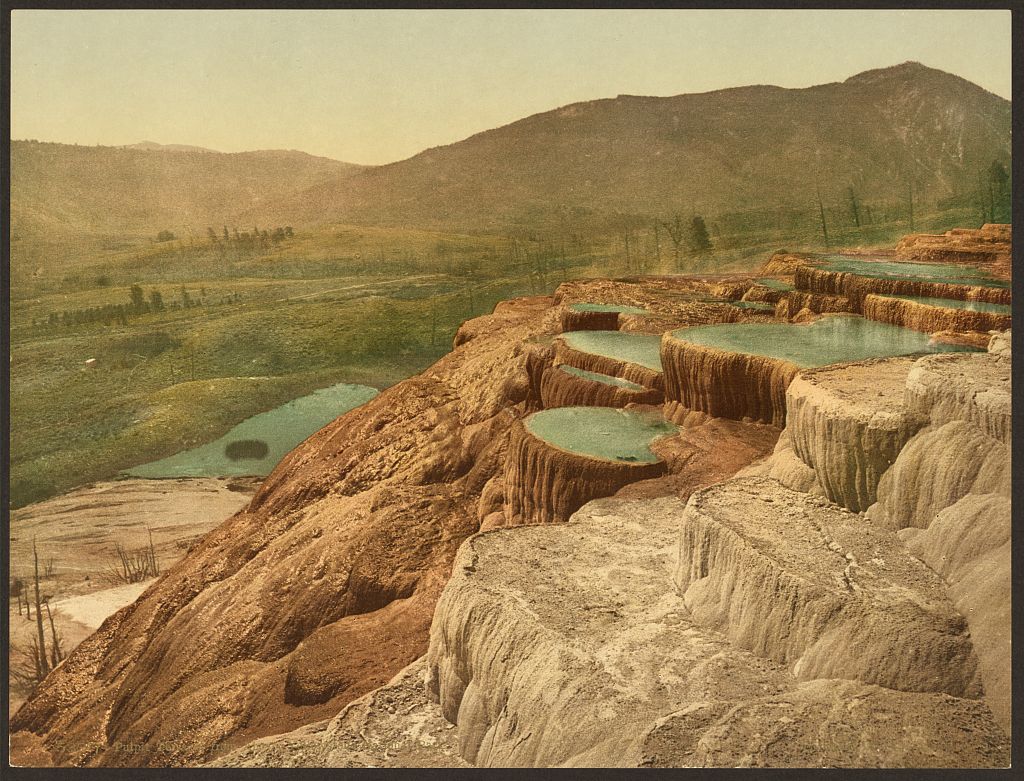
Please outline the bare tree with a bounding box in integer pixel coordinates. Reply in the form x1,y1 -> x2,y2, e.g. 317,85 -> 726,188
106,528 -> 160,585
32,539 -> 50,680
815,185 -> 831,249
660,213 -> 687,269
847,186 -> 861,227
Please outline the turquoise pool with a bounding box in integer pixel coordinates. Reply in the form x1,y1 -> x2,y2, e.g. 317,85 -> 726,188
818,256 -> 1009,289
125,382 -> 379,478
560,331 -> 663,371
526,406 -> 677,463
558,365 -> 647,390
754,278 -> 795,291
671,315 -> 980,369
569,302 -> 650,314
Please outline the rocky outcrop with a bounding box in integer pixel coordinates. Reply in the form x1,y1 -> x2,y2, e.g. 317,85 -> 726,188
421,496 -> 1005,768
553,334 -> 663,391
867,421 -> 1010,532
863,294 -> 1011,334
858,349 -> 1011,733
501,418 -> 667,526
661,332 -> 798,426
675,478 -> 980,698
988,328 -> 1011,359
734,429 -> 824,496
539,364 -> 662,409
794,265 -> 1011,310
899,495 -> 1011,735
785,357 -> 925,512
9,295 -> 554,767
903,351 -> 1011,443
867,350 -> 1010,531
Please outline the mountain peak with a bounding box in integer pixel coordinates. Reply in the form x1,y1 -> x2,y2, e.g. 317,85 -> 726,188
843,60 -> 950,85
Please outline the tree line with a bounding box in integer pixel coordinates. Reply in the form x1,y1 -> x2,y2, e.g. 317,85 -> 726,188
32,284 -> 242,330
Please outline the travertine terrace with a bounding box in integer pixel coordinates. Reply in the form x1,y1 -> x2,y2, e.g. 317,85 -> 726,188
12,227 -> 1013,769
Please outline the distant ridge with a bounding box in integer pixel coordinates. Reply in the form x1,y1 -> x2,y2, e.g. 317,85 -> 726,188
10,62 -> 1011,239
239,61 -> 1010,231
124,141 -> 221,153
10,140 -> 364,238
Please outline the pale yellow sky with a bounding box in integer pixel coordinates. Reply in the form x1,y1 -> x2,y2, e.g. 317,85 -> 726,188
11,9 -> 1012,165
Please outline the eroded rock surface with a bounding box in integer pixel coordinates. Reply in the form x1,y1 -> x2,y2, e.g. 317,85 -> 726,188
208,659 -> 467,768
786,357 -> 924,511
675,478 -> 980,697
426,497 -> 798,767
639,679 -> 1008,768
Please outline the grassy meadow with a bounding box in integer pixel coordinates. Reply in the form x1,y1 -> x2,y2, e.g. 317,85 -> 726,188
8,202 -> 988,508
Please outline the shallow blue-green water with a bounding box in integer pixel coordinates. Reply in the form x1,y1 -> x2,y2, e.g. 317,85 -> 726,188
125,382 -> 379,478
570,302 -> 650,314
731,301 -> 776,311
885,295 -> 1011,314
558,365 -> 647,390
561,331 -> 663,371
526,406 -> 677,463
671,315 -> 980,369
817,256 -> 1009,289
754,278 -> 795,291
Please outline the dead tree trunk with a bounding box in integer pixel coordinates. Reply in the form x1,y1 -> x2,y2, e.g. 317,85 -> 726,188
33,539 -> 50,679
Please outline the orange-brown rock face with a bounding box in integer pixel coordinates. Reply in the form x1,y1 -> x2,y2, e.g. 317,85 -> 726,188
501,420 -> 667,526
895,224 -> 1011,277
740,285 -> 787,305
8,295 -> 556,768
758,251 -> 814,276
862,294 -> 1011,335
539,365 -> 662,409
661,333 -> 798,427
775,291 -> 854,320
558,307 -> 621,332
794,266 -> 1011,310
553,337 -> 664,391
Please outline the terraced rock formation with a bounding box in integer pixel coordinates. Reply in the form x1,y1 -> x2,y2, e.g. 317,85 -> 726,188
775,290 -> 853,320
539,364 -> 663,409
558,303 -> 648,332
896,224 -> 1011,277
11,248 -> 1010,768
785,357 -> 924,511
675,477 -> 979,697
553,331 -> 664,391
794,264 -> 1010,310
387,492 -> 1003,768
863,293 -> 1011,335
661,333 -> 798,426
502,408 -> 673,525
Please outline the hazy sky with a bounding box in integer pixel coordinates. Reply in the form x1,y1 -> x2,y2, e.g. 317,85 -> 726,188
11,9 -> 1012,165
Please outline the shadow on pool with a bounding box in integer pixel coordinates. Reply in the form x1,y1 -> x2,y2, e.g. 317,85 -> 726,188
225,439 -> 270,461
